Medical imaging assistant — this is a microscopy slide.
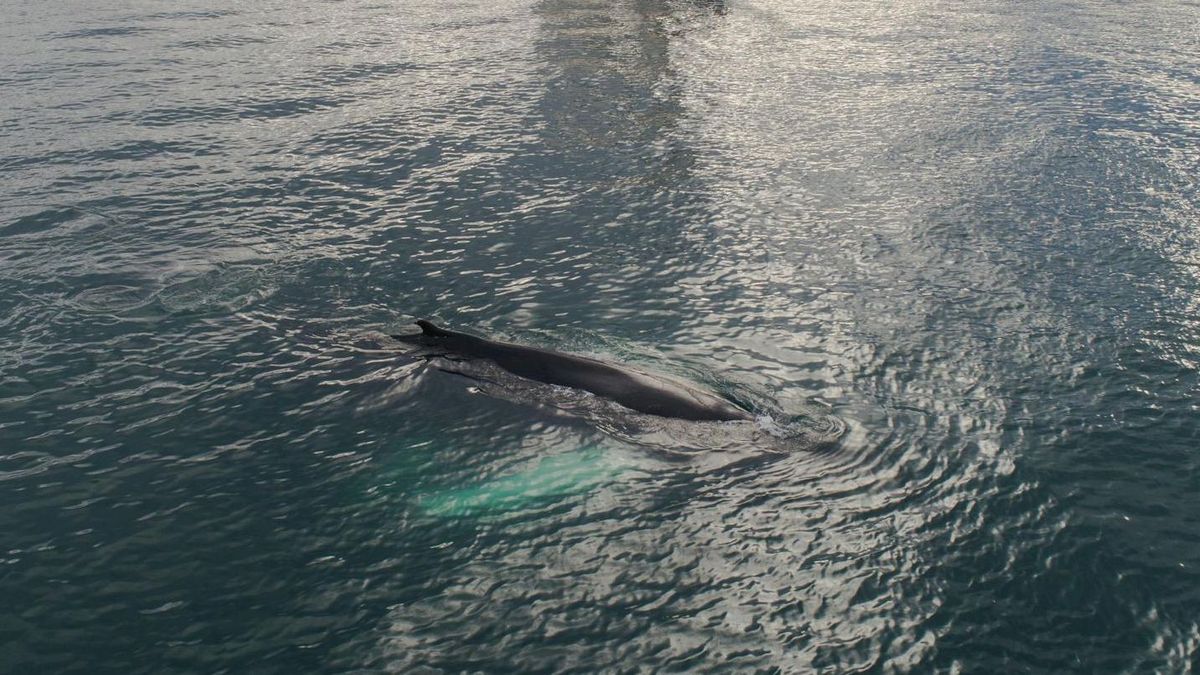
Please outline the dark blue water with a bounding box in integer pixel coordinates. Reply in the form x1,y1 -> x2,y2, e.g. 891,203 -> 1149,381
3,0 -> 1199,671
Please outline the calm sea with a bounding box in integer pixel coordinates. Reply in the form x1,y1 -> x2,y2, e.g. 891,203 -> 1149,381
2,0 -> 1198,671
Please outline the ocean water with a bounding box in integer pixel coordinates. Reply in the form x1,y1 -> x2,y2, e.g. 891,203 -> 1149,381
2,0 -> 1199,671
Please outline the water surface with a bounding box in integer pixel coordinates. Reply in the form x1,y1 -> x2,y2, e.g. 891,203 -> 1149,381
2,0 -> 1199,671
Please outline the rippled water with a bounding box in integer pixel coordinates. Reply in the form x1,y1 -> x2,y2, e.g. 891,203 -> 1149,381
3,0 -> 1199,671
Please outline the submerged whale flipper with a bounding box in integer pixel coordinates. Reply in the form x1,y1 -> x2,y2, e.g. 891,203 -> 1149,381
393,319 -> 753,422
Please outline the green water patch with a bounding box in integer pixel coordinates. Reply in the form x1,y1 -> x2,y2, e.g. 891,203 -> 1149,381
417,446 -> 626,518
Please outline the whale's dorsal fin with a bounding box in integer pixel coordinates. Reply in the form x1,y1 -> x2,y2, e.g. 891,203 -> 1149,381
416,319 -> 452,337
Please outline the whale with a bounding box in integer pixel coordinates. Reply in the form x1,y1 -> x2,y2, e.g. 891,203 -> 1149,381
392,320 -> 754,422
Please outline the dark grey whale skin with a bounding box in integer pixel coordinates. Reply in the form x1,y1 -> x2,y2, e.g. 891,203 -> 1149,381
392,320 -> 753,422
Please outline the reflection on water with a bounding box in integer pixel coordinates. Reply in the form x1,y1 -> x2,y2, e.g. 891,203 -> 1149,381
2,0 -> 1199,671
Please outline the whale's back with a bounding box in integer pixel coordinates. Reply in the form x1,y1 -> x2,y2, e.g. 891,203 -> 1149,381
398,320 -> 752,422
